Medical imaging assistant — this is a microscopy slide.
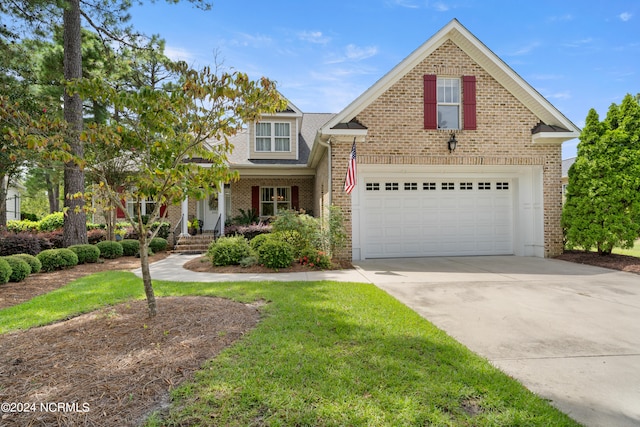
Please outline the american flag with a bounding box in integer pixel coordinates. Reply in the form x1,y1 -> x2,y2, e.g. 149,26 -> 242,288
344,139 -> 357,194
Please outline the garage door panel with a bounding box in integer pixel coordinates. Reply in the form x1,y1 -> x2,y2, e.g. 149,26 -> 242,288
363,177 -> 513,258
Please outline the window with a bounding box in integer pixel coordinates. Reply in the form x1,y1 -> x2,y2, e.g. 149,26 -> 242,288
438,78 -> 460,129
255,122 -> 290,152
460,182 -> 473,190
260,187 -> 290,216
497,182 -> 509,190
127,198 -> 156,217
479,182 -> 491,190
404,182 -> 418,191
423,182 -> 436,191
385,182 -> 399,191
366,183 -> 380,191
442,182 -> 455,190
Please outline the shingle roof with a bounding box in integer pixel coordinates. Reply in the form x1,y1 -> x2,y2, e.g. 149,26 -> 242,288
562,157 -> 576,177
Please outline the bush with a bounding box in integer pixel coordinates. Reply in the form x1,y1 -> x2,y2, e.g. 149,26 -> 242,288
96,241 -> 124,259
13,254 -> 42,274
39,230 -> 64,249
38,212 -> 65,232
120,239 -> 140,256
258,239 -> 294,269
1,256 -> 31,282
0,258 -> 11,284
225,223 -> 272,240
149,237 -> 168,253
6,219 -> 39,233
37,248 -> 79,272
21,212 -> 39,221
298,247 -> 332,269
87,228 -> 106,244
0,231 -> 42,256
239,255 -> 259,268
69,244 -> 101,264
271,210 -> 321,256
249,233 -> 273,253
207,236 -> 251,266
150,222 -> 171,240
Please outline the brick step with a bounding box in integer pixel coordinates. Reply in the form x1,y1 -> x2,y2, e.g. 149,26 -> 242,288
174,234 -> 216,254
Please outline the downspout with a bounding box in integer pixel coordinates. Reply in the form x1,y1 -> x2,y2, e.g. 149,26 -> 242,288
316,130 -> 332,206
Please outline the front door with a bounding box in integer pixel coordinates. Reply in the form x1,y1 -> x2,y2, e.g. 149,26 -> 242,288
199,194 -> 219,231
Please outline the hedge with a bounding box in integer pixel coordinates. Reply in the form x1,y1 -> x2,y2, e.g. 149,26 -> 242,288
96,241 -> 123,259
1,256 -> 31,282
13,253 -> 42,274
69,244 -> 101,264
149,237 -> 168,253
0,258 -> 12,284
36,248 -> 79,272
120,239 -> 140,257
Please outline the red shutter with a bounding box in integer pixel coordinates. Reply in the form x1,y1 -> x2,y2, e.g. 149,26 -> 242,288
251,186 -> 260,215
291,186 -> 299,210
423,74 -> 437,129
159,204 -> 167,219
116,187 -> 126,219
463,75 -> 477,130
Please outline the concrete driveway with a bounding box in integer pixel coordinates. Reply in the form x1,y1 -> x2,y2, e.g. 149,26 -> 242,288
354,256 -> 640,427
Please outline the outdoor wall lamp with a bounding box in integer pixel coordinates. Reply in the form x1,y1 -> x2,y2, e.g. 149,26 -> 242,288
447,132 -> 457,153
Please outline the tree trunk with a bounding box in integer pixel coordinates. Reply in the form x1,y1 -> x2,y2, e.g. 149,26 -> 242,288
138,231 -> 157,317
62,0 -> 87,247
0,175 -> 8,227
45,173 -> 60,213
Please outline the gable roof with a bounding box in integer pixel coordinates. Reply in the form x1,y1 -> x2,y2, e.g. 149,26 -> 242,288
319,18 -> 580,142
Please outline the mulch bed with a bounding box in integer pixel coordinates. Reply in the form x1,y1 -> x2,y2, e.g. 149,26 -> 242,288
555,250 -> 640,275
182,255 -> 354,274
0,296 -> 261,426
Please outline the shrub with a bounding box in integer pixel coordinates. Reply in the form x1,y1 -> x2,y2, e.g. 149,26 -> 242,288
225,223 -> 272,240
14,254 -> 42,274
149,237 -> 168,253
21,212 -> 39,221
69,244 -> 101,264
6,219 -> 39,233
249,233 -> 273,253
271,210 -> 321,256
87,228 -> 106,244
38,212 -> 65,232
120,239 -> 140,256
37,248 -> 79,272
1,256 -> 31,282
39,230 -> 64,249
207,236 -> 250,266
0,231 -> 42,256
258,239 -> 294,269
239,255 -> 259,268
298,247 -> 332,270
150,222 -> 171,240
0,258 -> 11,284
96,241 -> 124,259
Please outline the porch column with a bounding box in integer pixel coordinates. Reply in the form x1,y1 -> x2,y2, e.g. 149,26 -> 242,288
218,182 -> 225,236
180,196 -> 189,236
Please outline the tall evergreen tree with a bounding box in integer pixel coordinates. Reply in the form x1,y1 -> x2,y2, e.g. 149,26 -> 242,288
562,94 -> 640,254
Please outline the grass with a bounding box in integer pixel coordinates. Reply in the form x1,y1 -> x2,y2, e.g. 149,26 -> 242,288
612,239 -> 640,257
0,272 -> 580,426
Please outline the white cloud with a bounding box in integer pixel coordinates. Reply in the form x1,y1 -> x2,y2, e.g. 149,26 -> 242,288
546,14 -> 573,23
561,38 -> 594,49
163,45 -> 196,62
619,12 -> 632,21
387,0 -> 421,9
510,41 -> 541,56
298,31 -> 331,44
530,74 -> 563,81
432,1 -> 450,12
345,44 -> 378,61
229,32 -> 273,48
545,90 -> 571,101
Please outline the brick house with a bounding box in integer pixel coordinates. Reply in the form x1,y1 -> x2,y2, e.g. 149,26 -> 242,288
170,19 -> 579,260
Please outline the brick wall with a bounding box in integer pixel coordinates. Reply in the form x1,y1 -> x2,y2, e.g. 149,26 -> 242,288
230,176 -> 315,218
330,40 -> 564,259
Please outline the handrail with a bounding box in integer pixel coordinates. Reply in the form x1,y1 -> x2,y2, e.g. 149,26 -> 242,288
213,213 -> 222,238
173,215 -> 184,236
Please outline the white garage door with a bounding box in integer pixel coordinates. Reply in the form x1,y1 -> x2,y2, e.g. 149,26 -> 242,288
362,178 -> 513,258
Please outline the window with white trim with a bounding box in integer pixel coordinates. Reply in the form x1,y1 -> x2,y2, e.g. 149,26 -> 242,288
127,198 -> 156,218
260,187 -> 290,216
437,78 -> 460,129
255,122 -> 291,152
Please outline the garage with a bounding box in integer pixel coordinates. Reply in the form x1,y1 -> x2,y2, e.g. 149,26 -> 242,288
359,176 -> 514,258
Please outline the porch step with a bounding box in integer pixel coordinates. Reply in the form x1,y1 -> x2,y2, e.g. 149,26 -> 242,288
174,233 -> 216,254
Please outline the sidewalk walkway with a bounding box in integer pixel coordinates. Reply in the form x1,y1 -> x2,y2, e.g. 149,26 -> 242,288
133,253 -> 371,283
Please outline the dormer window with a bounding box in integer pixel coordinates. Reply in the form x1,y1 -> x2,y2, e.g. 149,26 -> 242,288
437,78 -> 460,129
256,122 -> 291,152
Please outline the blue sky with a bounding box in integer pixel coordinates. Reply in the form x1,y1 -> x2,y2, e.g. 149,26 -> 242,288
128,0 -> 639,159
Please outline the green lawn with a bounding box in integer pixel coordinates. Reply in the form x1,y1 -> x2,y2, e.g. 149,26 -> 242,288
612,239 -> 640,257
0,272 -> 580,426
